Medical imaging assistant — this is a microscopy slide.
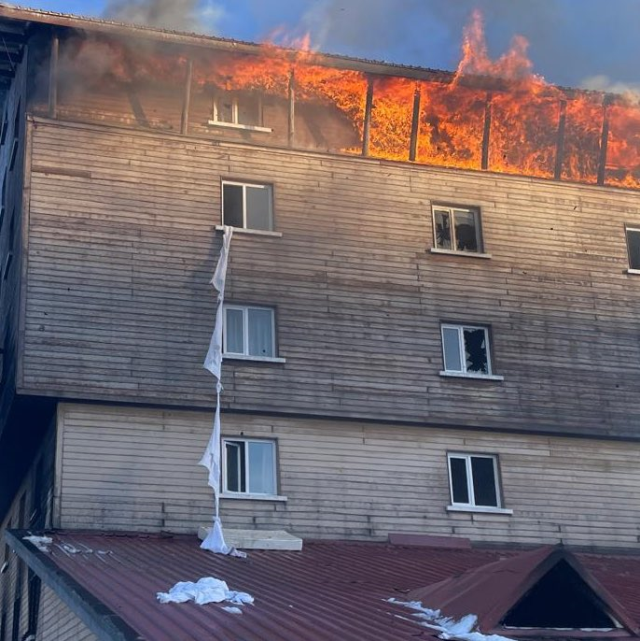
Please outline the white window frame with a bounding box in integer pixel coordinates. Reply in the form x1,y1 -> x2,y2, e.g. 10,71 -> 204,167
440,323 -> 501,380
446,453 -> 511,514
626,226 -> 640,274
431,205 -> 488,257
208,94 -> 272,133
221,180 -> 274,232
221,437 -> 283,500
222,304 -> 285,363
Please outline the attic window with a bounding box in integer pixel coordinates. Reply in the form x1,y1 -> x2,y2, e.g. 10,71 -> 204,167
502,560 -> 619,631
208,92 -> 272,133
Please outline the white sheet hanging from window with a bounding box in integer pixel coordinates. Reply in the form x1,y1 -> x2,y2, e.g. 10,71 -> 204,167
199,226 -> 245,557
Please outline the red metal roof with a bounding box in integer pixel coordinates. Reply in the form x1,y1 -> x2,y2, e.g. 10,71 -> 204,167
13,531 -> 640,641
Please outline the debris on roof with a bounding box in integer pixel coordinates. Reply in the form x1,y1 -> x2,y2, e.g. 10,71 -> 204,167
157,576 -> 253,607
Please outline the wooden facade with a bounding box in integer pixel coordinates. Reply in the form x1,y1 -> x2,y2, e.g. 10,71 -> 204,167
0,6 -> 640,605
18,115 -> 640,439
54,402 -> 640,548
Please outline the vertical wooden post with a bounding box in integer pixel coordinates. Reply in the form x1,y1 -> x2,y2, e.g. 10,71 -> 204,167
409,81 -> 421,162
597,96 -> 611,186
180,58 -> 193,135
554,99 -> 567,181
48,33 -> 59,119
288,68 -> 295,148
481,92 -> 492,170
362,76 -> 374,157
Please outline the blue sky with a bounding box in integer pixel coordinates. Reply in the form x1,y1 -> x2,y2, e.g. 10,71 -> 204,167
24,0 -> 640,92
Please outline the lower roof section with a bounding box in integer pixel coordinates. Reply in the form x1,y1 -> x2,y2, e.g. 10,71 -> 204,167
7,529 -> 640,641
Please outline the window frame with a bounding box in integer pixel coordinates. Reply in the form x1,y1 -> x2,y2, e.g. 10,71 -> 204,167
431,204 -> 487,256
625,225 -> 640,273
221,180 -> 275,232
446,452 -> 510,514
209,93 -> 272,133
222,303 -> 285,363
221,437 -> 283,500
440,323 -> 501,380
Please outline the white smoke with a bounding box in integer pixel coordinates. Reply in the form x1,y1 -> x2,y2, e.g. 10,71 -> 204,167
103,0 -> 224,34
582,74 -> 640,101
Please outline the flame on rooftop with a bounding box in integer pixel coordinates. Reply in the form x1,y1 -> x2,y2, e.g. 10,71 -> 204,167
56,11 -> 640,190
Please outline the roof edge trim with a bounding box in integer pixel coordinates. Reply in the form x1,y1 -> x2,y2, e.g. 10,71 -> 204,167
4,529 -> 142,641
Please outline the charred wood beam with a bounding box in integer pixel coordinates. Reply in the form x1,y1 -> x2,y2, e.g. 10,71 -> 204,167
180,58 -> 193,135
554,99 -> 567,181
597,97 -> 612,186
288,68 -> 295,148
362,76 -> 374,157
409,82 -> 421,162
48,33 -> 59,119
481,93 -> 492,170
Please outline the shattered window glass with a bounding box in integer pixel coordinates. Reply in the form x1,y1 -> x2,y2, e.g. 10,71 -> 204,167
433,206 -> 482,253
434,209 -> 452,249
216,96 -> 234,123
442,324 -> 493,376
463,328 -> 488,374
627,228 -> 640,270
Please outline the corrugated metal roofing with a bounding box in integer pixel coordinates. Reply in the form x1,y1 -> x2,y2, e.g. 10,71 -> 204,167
14,531 -> 640,641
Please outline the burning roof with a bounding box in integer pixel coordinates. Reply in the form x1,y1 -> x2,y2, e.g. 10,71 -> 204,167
2,3 -> 640,189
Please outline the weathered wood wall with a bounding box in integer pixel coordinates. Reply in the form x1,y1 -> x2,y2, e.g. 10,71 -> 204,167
55,403 -> 640,548
20,117 -> 640,438
37,585 -> 99,641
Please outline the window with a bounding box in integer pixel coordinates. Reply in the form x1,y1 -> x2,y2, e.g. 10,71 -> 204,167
223,438 -> 277,496
441,323 -> 493,376
433,205 -> 483,253
223,304 -> 276,359
626,227 -> 640,270
209,92 -> 271,133
222,181 -> 274,231
448,453 -> 502,509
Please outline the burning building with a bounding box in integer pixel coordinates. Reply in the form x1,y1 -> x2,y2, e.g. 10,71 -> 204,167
2,4 -> 640,640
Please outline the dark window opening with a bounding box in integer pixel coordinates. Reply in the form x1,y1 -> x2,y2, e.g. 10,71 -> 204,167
450,457 -> 470,504
222,182 -> 273,231
471,456 -> 498,507
222,183 -> 243,228
627,228 -> 640,270
225,440 -> 246,493
502,560 -> 618,630
464,328 -> 488,374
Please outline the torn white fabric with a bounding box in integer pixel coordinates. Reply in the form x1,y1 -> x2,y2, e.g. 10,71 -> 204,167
23,536 -> 52,552
200,517 -> 246,558
199,226 -> 241,556
157,577 -> 254,607
388,599 -> 515,641
222,606 -> 243,614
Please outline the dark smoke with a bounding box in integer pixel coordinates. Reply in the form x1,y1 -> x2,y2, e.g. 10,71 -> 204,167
103,0 -> 223,34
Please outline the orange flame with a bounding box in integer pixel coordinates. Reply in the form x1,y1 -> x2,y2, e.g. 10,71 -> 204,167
55,16 -> 640,191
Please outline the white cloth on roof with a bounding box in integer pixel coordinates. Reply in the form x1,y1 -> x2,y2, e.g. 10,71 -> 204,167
157,576 -> 253,607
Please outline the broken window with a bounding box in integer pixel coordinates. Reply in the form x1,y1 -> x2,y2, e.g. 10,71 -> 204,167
626,227 -> 640,270
223,438 -> 277,496
432,205 -> 483,253
222,181 -> 274,231
441,324 -> 493,376
223,304 -> 276,359
448,453 -> 501,509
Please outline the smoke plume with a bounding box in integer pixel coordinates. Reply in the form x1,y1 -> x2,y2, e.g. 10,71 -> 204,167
103,0 -> 224,34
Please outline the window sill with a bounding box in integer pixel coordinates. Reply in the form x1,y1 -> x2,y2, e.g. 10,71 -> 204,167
207,120 -> 273,133
223,354 -> 286,364
627,268 -> 640,275
447,505 -> 513,515
430,247 -> 492,259
221,493 -> 287,502
440,371 -> 504,381
215,225 -> 282,238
